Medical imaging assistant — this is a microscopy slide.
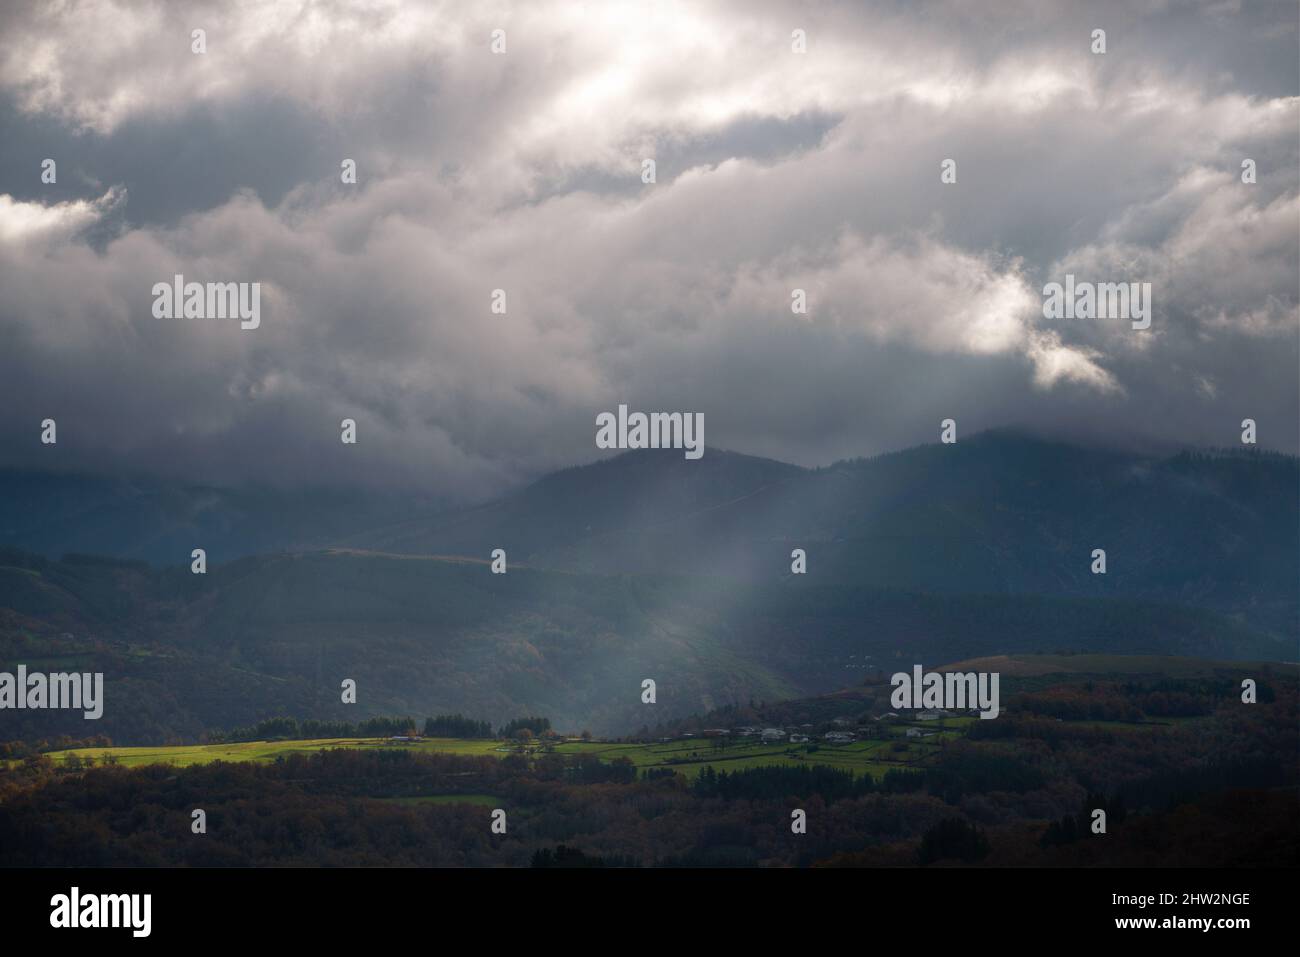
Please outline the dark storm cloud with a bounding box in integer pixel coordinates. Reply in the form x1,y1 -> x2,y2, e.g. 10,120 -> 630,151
0,0 -> 1295,498
0,94 -> 349,230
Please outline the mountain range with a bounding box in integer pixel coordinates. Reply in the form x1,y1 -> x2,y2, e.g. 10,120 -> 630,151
0,430 -> 1294,740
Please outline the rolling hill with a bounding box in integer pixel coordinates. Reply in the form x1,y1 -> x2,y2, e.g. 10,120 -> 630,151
1,431 -> 1294,743
341,432 -> 1300,639
0,544 -> 1286,742
4,433 -> 1295,640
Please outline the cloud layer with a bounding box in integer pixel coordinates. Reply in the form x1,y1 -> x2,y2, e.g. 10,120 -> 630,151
1,0 -> 1296,496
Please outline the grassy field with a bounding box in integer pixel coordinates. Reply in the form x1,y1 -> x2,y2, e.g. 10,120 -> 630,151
33,723 -> 968,778
38,736 -> 502,768
548,732 -> 956,779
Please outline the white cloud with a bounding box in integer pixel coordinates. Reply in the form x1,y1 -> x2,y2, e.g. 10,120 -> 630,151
0,188 -> 121,243
0,0 -> 1296,489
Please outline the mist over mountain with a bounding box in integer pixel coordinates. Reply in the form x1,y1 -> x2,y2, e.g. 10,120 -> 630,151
0,543 -> 1282,742
344,431 -> 1298,638
0,469 -> 446,565
0,431 -> 1293,742
7,431 -> 1288,635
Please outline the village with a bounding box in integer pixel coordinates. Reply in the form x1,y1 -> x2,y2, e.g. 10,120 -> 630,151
674,708 -> 968,747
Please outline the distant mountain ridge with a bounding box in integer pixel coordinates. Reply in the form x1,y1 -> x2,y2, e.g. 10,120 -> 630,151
344,432 -> 1299,639
0,468 -> 445,565
4,432 -> 1296,640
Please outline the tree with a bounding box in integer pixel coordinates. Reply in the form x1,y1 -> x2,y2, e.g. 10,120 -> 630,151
918,818 -> 990,865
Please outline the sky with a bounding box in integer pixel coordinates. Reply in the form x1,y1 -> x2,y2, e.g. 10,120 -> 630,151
1,0 -> 1297,499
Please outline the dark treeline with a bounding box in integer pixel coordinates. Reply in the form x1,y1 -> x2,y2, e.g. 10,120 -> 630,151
211,715 -> 419,743
2,736 -> 1296,868
1011,678 -> 1276,722
0,734 -> 114,760
499,716 -> 552,738
1119,756 -> 1287,813
966,714 -> 1118,745
530,845 -> 638,868
210,713 -> 538,743
692,764 -> 874,802
687,750 -> 1039,805
1041,792 -> 1128,847
425,714 -> 494,738
918,818 -> 990,864
523,752 -> 636,783
923,750 -> 1045,804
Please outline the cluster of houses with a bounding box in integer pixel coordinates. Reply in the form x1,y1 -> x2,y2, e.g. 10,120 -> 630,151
683,725 -> 819,744
383,708 -> 963,749
675,709 -> 962,745
690,722 -> 849,745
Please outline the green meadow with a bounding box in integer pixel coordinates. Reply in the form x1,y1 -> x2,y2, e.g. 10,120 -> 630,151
35,723 -> 967,778
38,736 -> 502,768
